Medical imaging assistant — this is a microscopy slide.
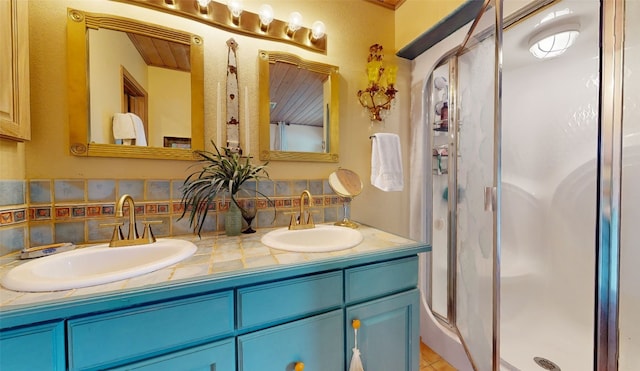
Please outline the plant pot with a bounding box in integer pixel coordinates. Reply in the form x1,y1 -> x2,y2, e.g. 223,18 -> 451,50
225,199 -> 243,236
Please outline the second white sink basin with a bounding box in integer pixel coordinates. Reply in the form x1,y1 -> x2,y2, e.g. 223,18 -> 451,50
261,224 -> 363,253
1,239 -> 196,292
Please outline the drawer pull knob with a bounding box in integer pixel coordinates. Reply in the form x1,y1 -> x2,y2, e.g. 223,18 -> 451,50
352,319 -> 361,329
294,362 -> 305,371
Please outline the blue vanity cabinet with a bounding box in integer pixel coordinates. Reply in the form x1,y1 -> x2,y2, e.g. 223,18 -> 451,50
0,321 -> 65,370
0,240 -> 428,371
344,256 -> 420,371
237,310 -> 344,371
346,289 -> 420,371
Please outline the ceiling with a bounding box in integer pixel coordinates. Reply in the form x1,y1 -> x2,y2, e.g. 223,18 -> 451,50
364,0 -> 406,10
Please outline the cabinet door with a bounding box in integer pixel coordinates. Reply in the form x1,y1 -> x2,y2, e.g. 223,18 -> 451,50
0,0 -> 30,141
238,310 -> 344,371
0,321 -> 65,370
110,338 -> 235,371
346,289 -> 420,371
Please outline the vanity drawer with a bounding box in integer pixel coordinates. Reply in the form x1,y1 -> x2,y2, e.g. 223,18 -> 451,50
68,290 -> 234,370
110,338 -> 235,371
237,270 -> 342,330
237,309 -> 344,371
345,255 -> 419,304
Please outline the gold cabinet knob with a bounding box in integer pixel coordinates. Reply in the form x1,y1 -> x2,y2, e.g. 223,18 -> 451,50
294,362 -> 304,371
352,319 -> 361,329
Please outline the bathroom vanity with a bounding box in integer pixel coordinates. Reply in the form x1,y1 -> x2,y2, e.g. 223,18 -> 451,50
0,226 -> 429,371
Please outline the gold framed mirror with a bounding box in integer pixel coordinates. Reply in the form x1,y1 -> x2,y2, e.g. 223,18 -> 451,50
67,8 -> 204,160
258,50 -> 339,162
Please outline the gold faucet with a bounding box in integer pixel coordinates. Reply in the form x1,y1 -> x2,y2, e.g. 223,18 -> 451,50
289,190 -> 315,230
105,194 -> 160,247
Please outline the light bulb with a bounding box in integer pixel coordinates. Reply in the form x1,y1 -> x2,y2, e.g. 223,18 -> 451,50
258,4 -> 274,26
528,23 -> 580,59
310,21 -> 325,40
227,0 -> 243,18
287,12 -> 303,33
196,0 -> 211,8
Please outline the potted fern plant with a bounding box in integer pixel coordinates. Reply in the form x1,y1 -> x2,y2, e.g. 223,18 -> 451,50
180,141 -> 271,236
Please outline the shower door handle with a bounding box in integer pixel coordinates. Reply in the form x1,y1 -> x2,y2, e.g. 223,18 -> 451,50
484,186 -> 496,212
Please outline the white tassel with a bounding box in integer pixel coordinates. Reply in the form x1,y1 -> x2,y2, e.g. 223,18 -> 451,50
349,328 -> 365,371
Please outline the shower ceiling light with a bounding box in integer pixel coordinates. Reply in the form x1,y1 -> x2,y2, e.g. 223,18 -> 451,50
529,23 -> 580,59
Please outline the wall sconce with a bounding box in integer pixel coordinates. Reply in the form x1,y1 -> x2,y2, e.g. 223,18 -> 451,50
357,44 -> 398,122
117,0 -> 327,53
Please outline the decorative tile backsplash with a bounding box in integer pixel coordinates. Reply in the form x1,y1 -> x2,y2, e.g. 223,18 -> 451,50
0,178 -> 345,255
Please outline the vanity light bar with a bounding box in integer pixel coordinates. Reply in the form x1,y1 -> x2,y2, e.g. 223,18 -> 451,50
115,0 -> 327,53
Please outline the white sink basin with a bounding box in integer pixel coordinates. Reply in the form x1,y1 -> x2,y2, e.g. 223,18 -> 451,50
1,239 -> 196,292
261,225 -> 363,253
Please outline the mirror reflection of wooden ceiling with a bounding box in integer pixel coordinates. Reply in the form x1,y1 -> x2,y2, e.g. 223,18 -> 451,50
269,62 -> 327,127
127,33 -> 191,72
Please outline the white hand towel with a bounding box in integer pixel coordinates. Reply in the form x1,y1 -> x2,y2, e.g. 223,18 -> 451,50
371,133 -> 404,192
112,113 -> 136,141
112,113 -> 147,146
127,113 -> 147,146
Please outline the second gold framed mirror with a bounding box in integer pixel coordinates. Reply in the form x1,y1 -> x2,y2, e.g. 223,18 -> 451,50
258,50 -> 339,162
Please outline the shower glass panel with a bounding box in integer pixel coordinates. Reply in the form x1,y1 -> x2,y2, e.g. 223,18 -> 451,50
619,0 -> 639,368
500,1 -> 599,369
455,1 -> 500,369
430,61 -> 451,320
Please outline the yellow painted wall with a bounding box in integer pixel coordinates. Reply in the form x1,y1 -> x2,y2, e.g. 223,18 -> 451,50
395,0 -> 466,51
148,67 -> 191,148
0,139 -> 25,180
25,0 -> 412,236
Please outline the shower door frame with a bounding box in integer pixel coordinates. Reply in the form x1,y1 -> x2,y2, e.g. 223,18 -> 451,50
425,53 -> 459,327
452,1 -> 503,369
596,0 -> 625,369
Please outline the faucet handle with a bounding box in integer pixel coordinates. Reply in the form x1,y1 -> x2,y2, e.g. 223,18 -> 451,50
306,213 -> 315,228
141,220 -> 162,243
287,213 -> 298,229
100,222 -> 124,246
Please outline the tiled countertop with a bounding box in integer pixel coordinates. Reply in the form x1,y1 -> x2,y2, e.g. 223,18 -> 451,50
0,224 -> 425,312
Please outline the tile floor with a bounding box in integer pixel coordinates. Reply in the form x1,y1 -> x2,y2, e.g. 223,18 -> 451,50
420,341 -> 457,370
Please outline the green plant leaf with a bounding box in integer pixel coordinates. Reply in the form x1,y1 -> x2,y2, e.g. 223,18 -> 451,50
178,140 -> 272,236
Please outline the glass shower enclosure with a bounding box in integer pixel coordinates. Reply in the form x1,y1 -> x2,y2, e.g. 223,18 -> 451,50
423,0 -> 635,369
